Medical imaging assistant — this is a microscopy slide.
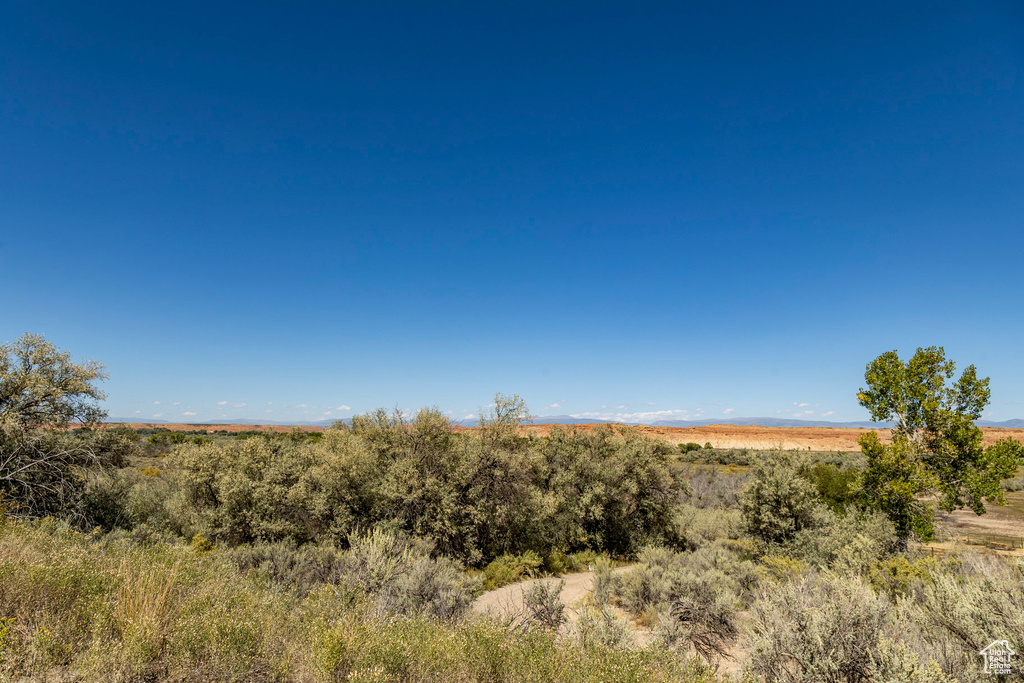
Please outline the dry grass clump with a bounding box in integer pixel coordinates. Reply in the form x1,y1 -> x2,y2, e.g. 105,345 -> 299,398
0,517 -> 718,682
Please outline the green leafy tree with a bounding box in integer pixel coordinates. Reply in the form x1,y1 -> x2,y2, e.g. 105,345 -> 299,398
857,431 -> 937,544
857,346 -> 1024,546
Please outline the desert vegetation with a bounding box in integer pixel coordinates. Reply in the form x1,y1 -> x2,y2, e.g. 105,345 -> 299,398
2,334 -> 1024,681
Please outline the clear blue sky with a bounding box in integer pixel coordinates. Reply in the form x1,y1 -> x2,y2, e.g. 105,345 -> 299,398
2,1 -> 1023,424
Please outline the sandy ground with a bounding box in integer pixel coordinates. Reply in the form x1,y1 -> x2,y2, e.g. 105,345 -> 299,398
472,567 -> 652,643
472,567 -> 747,677
516,423 -> 1024,453
472,571 -> 606,620
930,490 -> 1024,550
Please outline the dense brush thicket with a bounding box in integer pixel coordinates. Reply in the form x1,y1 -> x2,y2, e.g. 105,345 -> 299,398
79,408 -> 685,566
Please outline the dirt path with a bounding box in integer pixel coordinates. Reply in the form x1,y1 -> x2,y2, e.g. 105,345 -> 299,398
472,571 -> 605,618
473,567 -> 751,679
472,566 -> 638,621
471,567 -> 653,644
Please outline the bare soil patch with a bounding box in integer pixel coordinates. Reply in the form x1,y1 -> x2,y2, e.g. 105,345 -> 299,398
933,491 -> 1024,550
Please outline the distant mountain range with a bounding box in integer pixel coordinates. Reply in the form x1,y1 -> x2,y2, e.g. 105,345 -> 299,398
461,415 -> 1024,429
106,415 -> 1024,429
510,415 -> 896,429
980,419 -> 1024,428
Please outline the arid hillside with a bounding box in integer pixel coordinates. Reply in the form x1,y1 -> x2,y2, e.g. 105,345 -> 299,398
109,421 -> 1024,452
513,423 -> 1024,451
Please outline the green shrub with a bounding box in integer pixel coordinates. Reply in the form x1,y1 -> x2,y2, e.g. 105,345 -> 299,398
679,464 -> 749,510
566,549 -> 609,572
613,544 -> 758,616
804,462 -> 859,512
746,572 -> 948,683
522,579 -> 566,631
673,504 -> 743,550
482,551 -> 543,590
740,450 -> 823,547
81,470 -> 134,530
789,508 -> 896,574
65,405 -> 699,568
657,574 -> 738,666
539,425 -> 685,557
1001,475 -> 1024,492
916,553 -> 1024,675
543,550 -> 569,574
337,530 -> 479,621
756,554 -> 809,584
868,556 -> 936,600
573,605 -> 632,649
679,447 -> 753,465
226,539 -> 346,595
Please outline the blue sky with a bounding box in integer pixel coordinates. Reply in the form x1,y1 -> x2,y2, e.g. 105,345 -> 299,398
2,1 -> 1023,424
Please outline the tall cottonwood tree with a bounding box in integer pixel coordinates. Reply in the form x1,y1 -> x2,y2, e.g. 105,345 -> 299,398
857,346 -> 1023,545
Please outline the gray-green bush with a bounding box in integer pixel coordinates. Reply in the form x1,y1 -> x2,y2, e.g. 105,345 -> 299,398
746,572 -> 953,683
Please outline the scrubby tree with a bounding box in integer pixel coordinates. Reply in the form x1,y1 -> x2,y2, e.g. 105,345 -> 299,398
857,346 -> 1024,546
1,334 -> 114,519
1,333 -> 107,426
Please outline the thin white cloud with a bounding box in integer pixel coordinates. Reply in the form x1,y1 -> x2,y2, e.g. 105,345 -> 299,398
216,401 -> 229,406
153,413 -> 163,418
183,411 -> 197,416
571,409 -> 691,424
337,405 -> 352,411
793,402 -> 811,408
647,402 -> 656,407
723,408 -> 735,415
134,410 -> 141,414
462,414 -> 476,421
153,401 -> 161,405
172,401 -> 180,406
544,403 -> 562,411
821,411 -> 836,417
295,404 -> 309,409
